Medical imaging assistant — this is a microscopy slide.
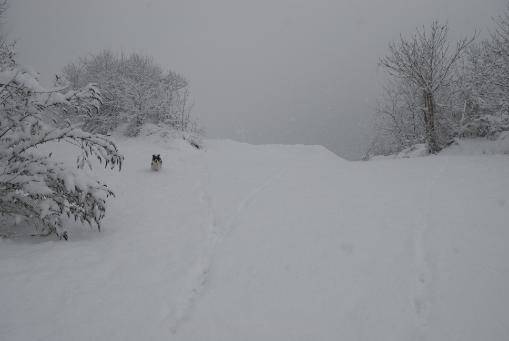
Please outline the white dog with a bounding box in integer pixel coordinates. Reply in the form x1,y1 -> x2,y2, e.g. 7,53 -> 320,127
151,154 -> 162,171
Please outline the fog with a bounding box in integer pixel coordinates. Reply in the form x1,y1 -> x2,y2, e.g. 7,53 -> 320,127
7,0 -> 506,159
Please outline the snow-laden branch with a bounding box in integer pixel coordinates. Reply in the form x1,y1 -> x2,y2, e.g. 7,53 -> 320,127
0,42 -> 123,239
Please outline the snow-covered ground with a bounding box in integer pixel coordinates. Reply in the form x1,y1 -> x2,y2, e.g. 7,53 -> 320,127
1,137 -> 509,340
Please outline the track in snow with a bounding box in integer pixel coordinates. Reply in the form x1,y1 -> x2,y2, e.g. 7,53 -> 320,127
169,157 -> 287,334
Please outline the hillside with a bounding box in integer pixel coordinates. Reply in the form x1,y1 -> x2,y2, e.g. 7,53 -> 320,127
1,138 -> 508,340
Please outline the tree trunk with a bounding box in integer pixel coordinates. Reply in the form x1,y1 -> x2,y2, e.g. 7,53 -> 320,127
423,91 -> 440,153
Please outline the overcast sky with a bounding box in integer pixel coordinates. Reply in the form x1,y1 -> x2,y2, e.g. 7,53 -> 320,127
6,0 -> 507,159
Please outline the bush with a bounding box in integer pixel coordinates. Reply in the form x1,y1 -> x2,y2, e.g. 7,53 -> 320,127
0,42 -> 123,239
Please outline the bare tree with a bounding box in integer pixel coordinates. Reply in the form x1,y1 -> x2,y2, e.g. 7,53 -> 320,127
380,21 -> 474,153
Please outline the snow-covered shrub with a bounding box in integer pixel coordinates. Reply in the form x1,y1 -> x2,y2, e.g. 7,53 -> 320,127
0,43 -> 123,239
461,114 -> 509,138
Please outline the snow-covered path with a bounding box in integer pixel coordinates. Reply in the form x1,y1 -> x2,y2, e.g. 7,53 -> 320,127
1,138 -> 509,340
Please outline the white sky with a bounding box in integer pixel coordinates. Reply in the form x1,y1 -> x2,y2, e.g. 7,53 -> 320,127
6,0 -> 507,159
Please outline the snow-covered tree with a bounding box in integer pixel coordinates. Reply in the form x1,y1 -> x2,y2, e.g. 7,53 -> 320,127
380,22 -> 474,153
62,51 -> 197,137
489,4 -> 509,108
62,51 -> 124,134
370,79 -> 425,155
0,43 -> 123,239
447,3 -> 509,140
455,43 -> 502,137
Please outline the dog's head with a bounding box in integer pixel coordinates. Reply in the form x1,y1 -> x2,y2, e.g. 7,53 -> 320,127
152,154 -> 162,163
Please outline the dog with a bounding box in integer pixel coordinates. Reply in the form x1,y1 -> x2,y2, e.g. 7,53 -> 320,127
151,154 -> 162,171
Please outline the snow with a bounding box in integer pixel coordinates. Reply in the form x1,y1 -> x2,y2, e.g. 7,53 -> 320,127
1,137 -> 509,340
442,135 -> 509,156
371,143 -> 429,160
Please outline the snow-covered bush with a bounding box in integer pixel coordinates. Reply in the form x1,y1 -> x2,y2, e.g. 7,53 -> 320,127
0,42 -> 123,239
461,114 -> 509,138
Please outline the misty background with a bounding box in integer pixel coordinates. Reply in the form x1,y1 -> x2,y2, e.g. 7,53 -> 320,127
6,0 -> 506,159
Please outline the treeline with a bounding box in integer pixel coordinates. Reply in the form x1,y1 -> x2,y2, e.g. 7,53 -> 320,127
368,6 -> 509,157
62,50 -> 198,137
